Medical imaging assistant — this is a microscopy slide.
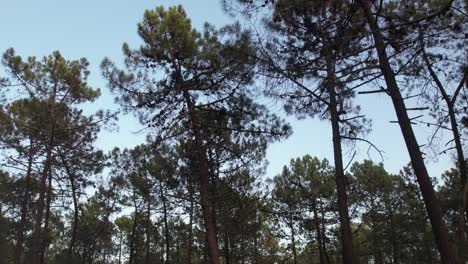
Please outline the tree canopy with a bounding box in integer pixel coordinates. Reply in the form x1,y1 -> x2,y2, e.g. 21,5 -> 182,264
0,1 -> 467,264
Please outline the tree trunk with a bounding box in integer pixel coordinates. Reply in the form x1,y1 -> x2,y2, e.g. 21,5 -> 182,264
420,39 -> 467,261
183,90 -> 220,264
118,230 -> 123,264
289,215 -> 298,264
32,86 -> 56,264
129,194 -> 138,264
319,200 -> 332,264
160,181 -> 170,264
387,204 -> 399,264
357,1 -> 458,263
31,145 -> 53,264
253,208 -> 260,264
326,57 -> 354,264
420,39 -> 468,216
145,199 -> 151,264
59,151 -> 79,260
313,199 -> 328,264
14,139 -> 34,264
224,231 -> 230,264
40,168 -> 53,264
370,199 -> 383,264
187,178 -> 194,264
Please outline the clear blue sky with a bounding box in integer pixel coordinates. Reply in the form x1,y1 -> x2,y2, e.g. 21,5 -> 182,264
0,0 -> 454,180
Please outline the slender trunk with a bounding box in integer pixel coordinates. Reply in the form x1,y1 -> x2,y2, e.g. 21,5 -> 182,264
319,199 -> 332,264
118,230 -> 123,264
0,233 -> 3,264
14,183 -> 30,264
313,200 -> 328,264
32,85 -> 56,264
31,147 -> 53,264
14,139 -> 34,264
420,38 -> 467,261
253,230 -> 258,264
289,215 -> 298,264
145,199 -> 151,264
388,205 -> 398,264
160,181 -> 170,264
370,200 -> 383,264
358,1 -> 458,263
187,179 -> 194,264
457,205 -> 467,263
319,200 -> 332,264
40,168 -> 53,264
326,57 -> 354,263
253,208 -> 259,264
224,231 -> 230,264
59,151 -> 79,260
210,167 -> 219,247
420,38 -> 468,212
240,233 -> 246,264
129,196 -> 138,264
68,181 -> 79,260
183,90 -> 220,264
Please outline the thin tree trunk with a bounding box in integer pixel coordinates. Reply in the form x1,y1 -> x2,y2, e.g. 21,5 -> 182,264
370,200 -> 383,264
253,230 -> 258,264
145,199 -> 151,264
388,205 -> 399,264
420,38 -> 467,261
209,166 -> 219,247
289,215 -> 298,264
240,233 -> 246,264
224,231 -> 230,264
457,205 -> 466,263
118,230 -> 123,264
313,199 -> 328,264
129,195 -> 138,264
183,90 -> 220,264
31,146 -> 52,264
32,84 -> 57,264
358,1 -> 458,263
160,181 -> 170,264
14,139 -> 34,264
420,38 -> 467,213
59,151 -> 79,260
40,168 -> 53,264
187,178 -> 194,264
253,208 -> 260,264
319,200 -> 332,264
326,56 -> 354,264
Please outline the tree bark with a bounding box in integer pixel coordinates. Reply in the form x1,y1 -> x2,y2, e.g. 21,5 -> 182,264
14,139 -> 34,264
319,200 -> 332,264
118,230 -> 123,264
387,203 -> 399,264
313,199 -> 328,264
40,170 -> 53,264
145,199 -> 151,264
357,1 -> 458,263
224,231 -> 230,264
31,143 -> 53,264
59,151 -> 79,260
187,178 -> 194,264
129,194 -> 138,264
289,214 -> 298,264
326,57 -> 355,264
183,90 -> 220,264
420,38 -> 467,261
160,181 -> 170,264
